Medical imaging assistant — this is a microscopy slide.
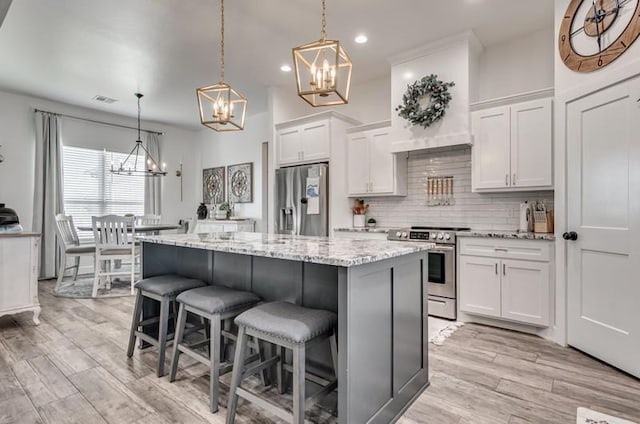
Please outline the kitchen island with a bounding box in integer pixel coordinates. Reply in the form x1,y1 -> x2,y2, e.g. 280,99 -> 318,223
138,232 -> 433,423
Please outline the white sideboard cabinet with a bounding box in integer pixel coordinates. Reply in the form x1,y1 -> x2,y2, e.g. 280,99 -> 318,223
0,233 -> 41,324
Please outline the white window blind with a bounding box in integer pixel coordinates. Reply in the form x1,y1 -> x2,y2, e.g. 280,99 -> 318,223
63,146 -> 145,241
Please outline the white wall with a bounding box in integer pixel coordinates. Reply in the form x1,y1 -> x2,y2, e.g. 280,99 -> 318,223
0,89 -> 199,230
478,26 -> 555,101
194,112 -> 269,232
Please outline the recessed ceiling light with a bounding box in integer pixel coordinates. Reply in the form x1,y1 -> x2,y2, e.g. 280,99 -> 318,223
280,64 -> 292,72
403,72 -> 414,80
354,34 -> 368,44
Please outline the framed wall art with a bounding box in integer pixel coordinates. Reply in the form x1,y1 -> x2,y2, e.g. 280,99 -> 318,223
227,162 -> 253,203
203,166 -> 226,204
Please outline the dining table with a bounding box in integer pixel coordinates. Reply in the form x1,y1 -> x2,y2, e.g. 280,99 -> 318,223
77,223 -> 181,234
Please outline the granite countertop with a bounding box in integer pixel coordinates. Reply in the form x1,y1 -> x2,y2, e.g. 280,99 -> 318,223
138,232 -> 434,267
333,227 -> 391,234
456,230 -> 555,241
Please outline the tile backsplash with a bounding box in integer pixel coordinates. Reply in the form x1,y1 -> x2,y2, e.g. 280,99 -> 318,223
365,146 -> 554,230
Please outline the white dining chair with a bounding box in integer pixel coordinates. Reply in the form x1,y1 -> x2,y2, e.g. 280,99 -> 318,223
92,215 -> 139,297
54,214 -> 96,292
136,214 -> 161,225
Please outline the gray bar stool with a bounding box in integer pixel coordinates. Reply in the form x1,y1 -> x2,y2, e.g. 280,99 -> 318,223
169,285 -> 261,413
126,275 -> 207,377
226,301 -> 338,424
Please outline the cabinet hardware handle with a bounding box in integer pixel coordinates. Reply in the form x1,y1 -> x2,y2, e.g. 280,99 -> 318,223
494,247 -> 508,252
495,263 -> 498,274
513,174 -> 516,185
503,263 -> 506,276
505,174 -> 509,186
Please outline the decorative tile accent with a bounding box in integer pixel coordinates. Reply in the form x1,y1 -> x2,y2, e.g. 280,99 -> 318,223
138,233 -> 434,268
203,166 -> 225,204
227,162 -> 253,203
365,146 -> 554,231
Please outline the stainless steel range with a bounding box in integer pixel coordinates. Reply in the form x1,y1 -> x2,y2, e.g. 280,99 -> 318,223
388,226 -> 469,320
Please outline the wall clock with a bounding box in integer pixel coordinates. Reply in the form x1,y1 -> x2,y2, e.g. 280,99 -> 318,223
559,0 -> 640,72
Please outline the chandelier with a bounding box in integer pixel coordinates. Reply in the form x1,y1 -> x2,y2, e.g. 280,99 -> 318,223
292,0 -> 352,107
110,93 -> 167,177
196,0 -> 247,131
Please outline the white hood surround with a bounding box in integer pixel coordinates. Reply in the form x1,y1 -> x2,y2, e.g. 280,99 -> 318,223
389,32 -> 482,153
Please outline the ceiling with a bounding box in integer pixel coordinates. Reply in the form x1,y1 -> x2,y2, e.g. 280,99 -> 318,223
0,0 -> 553,130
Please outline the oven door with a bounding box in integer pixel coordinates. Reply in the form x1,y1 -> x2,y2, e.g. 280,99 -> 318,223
427,245 -> 455,298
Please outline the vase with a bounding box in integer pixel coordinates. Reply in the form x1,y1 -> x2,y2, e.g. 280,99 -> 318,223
197,203 -> 208,220
353,214 -> 366,228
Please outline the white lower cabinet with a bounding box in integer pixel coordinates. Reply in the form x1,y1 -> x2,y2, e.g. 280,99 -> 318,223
459,237 -> 552,327
459,256 -> 501,318
501,259 -> 549,326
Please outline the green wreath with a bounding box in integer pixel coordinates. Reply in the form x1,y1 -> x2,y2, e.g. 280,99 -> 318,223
396,74 -> 455,129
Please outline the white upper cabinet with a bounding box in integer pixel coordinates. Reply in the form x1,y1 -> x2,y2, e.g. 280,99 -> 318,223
300,121 -> 330,163
277,120 -> 329,166
472,97 -> 553,192
346,122 -> 407,197
472,106 -> 511,189
346,134 -> 369,195
278,127 -> 303,166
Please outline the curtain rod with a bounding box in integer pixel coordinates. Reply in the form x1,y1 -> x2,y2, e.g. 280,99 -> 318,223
33,108 -> 164,136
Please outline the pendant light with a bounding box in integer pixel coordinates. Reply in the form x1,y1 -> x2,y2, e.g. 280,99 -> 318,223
196,0 -> 247,131
292,0 -> 352,107
110,93 -> 167,177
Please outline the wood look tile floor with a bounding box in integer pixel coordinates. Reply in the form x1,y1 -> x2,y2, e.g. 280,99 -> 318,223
1,280 -> 639,424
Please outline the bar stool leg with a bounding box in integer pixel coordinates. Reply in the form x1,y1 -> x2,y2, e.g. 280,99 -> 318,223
169,303 -> 188,382
292,344 -> 306,424
226,326 -> 248,424
157,297 -> 170,377
276,345 -> 286,394
330,331 -> 338,378
210,314 -> 221,413
126,290 -> 143,357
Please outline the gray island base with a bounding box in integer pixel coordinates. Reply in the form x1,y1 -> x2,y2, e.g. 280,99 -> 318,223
138,232 -> 433,423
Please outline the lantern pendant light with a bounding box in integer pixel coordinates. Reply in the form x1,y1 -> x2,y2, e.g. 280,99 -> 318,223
292,0 -> 352,107
110,93 -> 167,177
196,0 -> 247,131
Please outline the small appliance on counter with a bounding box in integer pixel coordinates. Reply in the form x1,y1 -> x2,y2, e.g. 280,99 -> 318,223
0,203 -> 23,233
519,201 -> 534,233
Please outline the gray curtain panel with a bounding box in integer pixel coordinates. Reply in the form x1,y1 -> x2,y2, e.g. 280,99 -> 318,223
144,132 -> 162,215
33,111 -> 64,279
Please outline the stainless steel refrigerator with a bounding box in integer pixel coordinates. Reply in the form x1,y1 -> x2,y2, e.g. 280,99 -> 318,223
275,163 -> 329,236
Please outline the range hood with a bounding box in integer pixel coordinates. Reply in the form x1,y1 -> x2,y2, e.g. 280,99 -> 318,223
388,32 -> 482,153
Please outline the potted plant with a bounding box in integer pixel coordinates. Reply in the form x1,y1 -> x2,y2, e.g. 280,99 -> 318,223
351,198 -> 369,228
216,202 -> 231,220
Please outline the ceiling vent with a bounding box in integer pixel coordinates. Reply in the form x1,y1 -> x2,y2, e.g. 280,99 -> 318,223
92,95 -> 118,104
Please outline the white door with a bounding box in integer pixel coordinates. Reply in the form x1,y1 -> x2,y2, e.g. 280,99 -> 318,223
566,77 -> 640,377
510,98 -> 553,188
278,127 -> 302,166
346,133 -> 370,195
472,106 -> 511,190
459,256 -> 501,318
301,121 -> 330,162
369,130 -> 394,194
501,259 -> 549,326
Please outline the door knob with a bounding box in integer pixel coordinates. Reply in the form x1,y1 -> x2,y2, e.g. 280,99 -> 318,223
562,231 -> 578,241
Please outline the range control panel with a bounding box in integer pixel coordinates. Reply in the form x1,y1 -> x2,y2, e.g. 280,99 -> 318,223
387,228 -> 456,244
